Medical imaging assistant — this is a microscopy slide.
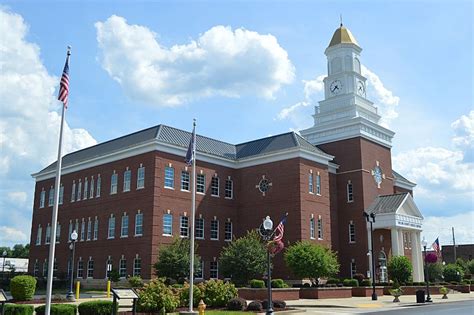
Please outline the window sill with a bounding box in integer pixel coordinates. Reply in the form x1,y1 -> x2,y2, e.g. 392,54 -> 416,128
349,241 -> 356,244
310,237 -> 315,240
196,237 -> 204,240
316,193 -> 321,196
318,238 -> 324,241
120,235 -> 129,239
110,192 -> 117,195
347,200 -> 354,203
224,197 -> 233,200
224,239 -> 232,242
197,192 -> 205,195
136,186 -> 145,190
164,186 -> 174,190
211,194 -> 220,198
107,237 -> 115,240
123,190 -> 130,193
134,234 -> 143,237
181,189 -> 190,192
180,235 -> 189,238
162,234 -> 173,237
210,238 -> 219,241
309,192 -> 314,195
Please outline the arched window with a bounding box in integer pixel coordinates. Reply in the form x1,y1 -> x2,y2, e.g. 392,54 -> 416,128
330,57 -> 342,74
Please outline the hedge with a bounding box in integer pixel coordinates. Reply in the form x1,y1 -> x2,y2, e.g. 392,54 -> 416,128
3,304 -> 34,315
250,279 -> 265,288
78,300 -> 117,315
35,304 -> 77,315
271,279 -> 288,288
10,275 -> 36,301
343,279 -> 359,287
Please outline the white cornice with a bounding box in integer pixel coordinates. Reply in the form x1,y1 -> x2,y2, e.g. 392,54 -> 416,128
394,178 -> 417,190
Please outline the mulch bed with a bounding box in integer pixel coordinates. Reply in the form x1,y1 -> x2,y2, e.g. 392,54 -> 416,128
10,298 -> 73,304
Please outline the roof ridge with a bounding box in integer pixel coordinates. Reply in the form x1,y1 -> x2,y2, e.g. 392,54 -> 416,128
236,131 -> 295,147
159,124 -> 235,148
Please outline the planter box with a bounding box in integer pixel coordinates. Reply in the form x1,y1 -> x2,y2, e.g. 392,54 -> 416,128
382,285 -> 472,295
446,284 -> 470,293
299,287 -> 352,299
351,286 -> 384,297
238,288 -> 300,301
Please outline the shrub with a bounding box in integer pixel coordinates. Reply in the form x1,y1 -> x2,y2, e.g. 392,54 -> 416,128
10,275 -> 37,301
108,269 -> 120,283
439,287 -> 449,295
427,262 -> 444,282
353,273 -> 365,286
226,297 -> 247,311
425,253 -> 438,264
3,304 -> 34,315
461,279 -> 470,285
246,300 -> 263,311
467,260 -> 474,275
450,281 -> 459,285
387,256 -> 412,285
343,279 -> 358,287
262,299 -> 286,309
199,279 -> 237,307
361,279 -> 371,286
271,279 -> 288,288
127,275 -> 144,288
179,283 -> 203,307
78,300 -> 117,315
250,279 -> 265,288
136,278 -> 180,313
327,278 -> 339,284
35,304 -> 77,315
443,264 -> 464,282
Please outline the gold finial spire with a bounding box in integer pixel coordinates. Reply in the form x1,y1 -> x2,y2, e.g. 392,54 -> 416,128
340,14 -> 343,27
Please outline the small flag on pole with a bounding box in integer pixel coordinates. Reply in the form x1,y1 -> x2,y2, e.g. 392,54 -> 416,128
432,237 -> 441,256
185,122 -> 196,166
58,47 -> 71,107
273,214 -> 288,242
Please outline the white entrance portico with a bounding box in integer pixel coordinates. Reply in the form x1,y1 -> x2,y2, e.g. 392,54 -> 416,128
366,193 -> 424,282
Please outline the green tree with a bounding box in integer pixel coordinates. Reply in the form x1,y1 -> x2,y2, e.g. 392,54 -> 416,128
219,230 -> 267,286
12,244 -> 29,258
443,263 -> 464,282
284,241 -> 339,285
154,238 -> 200,283
387,256 -> 412,285
467,260 -> 474,275
0,246 -> 12,257
426,262 -> 444,282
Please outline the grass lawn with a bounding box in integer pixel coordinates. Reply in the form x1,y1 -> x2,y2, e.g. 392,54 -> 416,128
170,312 -> 249,314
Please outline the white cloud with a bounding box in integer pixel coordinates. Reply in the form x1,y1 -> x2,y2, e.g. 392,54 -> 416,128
422,211 -> 474,246
276,101 -> 309,120
0,226 -> 28,243
0,8 -> 96,246
95,15 -> 295,106
302,75 -> 325,100
451,110 -> 474,162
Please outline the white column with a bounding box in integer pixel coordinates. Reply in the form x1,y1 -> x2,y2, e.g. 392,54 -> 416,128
391,228 -> 400,256
411,231 -> 424,282
367,224 -> 373,279
398,229 -> 405,255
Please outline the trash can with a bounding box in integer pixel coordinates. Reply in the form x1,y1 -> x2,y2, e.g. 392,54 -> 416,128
416,289 -> 425,303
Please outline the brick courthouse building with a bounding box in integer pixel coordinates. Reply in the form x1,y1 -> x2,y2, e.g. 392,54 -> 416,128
29,24 -> 425,284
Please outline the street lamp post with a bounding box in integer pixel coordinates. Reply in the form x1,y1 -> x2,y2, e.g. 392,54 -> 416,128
261,216 -> 274,315
66,230 -> 78,301
364,212 -> 377,301
421,237 -> 432,302
2,250 -> 7,280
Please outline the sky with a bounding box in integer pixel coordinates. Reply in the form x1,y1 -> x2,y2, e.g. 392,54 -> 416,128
0,0 -> 472,250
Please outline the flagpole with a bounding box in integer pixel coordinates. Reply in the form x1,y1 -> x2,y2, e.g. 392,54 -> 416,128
189,119 -> 197,312
45,46 -> 70,315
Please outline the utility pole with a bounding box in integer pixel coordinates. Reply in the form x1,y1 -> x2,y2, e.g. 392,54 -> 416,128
452,227 -> 457,262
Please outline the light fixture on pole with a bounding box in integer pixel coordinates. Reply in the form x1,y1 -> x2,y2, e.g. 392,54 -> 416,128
66,230 -> 78,301
421,237 -> 432,302
261,216 -> 274,315
363,212 -> 377,301
2,250 -> 7,280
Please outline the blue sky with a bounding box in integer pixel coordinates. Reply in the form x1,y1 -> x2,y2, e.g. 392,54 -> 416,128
0,0 -> 472,248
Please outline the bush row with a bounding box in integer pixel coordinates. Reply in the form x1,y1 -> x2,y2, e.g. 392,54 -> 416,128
249,278 -> 289,288
3,301 -> 114,315
227,298 -> 286,312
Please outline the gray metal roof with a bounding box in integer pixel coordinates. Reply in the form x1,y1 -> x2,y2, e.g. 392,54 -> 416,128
392,170 -> 416,186
38,125 -> 330,174
365,193 -> 408,214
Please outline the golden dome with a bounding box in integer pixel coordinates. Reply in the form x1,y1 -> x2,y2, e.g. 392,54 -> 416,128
328,24 -> 359,48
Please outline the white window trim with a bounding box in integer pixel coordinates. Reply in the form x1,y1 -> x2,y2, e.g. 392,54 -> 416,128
164,166 -> 175,189
135,212 -> 143,237
180,216 -> 189,238
121,214 -> 129,238
224,179 -> 233,199
347,181 -> 354,203
197,174 -> 206,195
317,215 -> 323,240
210,220 -> 219,241
163,214 -> 173,236
210,261 -> 219,279
211,176 -> 219,197
181,171 -> 190,192
108,216 -> 115,239
310,217 -> 315,240
224,221 -> 232,242
137,166 -> 145,190
349,222 -> 356,244
195,218 -> 204,240
123,169 -> 131,192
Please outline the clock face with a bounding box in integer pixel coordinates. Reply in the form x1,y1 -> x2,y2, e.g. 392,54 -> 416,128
258,178 -> 270,193
357,80 -> 365,95
373,166 -> 383,186
329,80 -> 342,95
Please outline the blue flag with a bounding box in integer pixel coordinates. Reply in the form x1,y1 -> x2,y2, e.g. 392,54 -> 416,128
185,123 -> 196,165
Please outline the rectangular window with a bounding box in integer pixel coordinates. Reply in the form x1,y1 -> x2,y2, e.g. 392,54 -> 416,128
137,166 -> 145,189
56,223 -> 61,243
108,216 -> 115,239
84,178 -> 89,199
119,259 -> 127,278
163,214 -> 172,236
347,182 -> 354,202
318,216 -> 323,240
197,174 -> 205,193
309,173 -> 314,193
96,175 -> 101,197
121,214 -> 129,237
180,216 -> 189,237
210,261 -> 218,279
310,217 -> 315,239
93,218 -> 99,240
164,166 -> 174,188
75,220 -> 79,236
349,222 -> 356,243
90,177 -> 94,199
195,218 -> 204,239
316,174 -> 321,195
40,190 -> 46,208
43,259 -> 48,277
34,260 -> 39,277
123,169 -> 131,192
77,180 -> 82,201
106,259 -> 113,278
224,221 -> 232,241
45,225 -> 51,244
350,261 -> 357,278
195,260 -> 203,279
211,177 -> 219,196
48,187 -> 54,206
181,171 -> 190,191
210,220 -> 219,240
87,259 -> 94,278
225,179 -> 233,199
133,257 -> 141,276
59,185 -> 64,205
68,222 -> 73,241
71,181 -> 76,202
110,173 -> 118,194
87,219 -> 92,241
77,260 -> 84,278
80,220 -> 85,241
135,212 -> 143,236
53,259 -> 58,277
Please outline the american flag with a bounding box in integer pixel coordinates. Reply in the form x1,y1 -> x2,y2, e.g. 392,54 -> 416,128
432,237 -> 441,256
58,48 -> 71,107
273,215 -> 287,242
185,122 -> 196,166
